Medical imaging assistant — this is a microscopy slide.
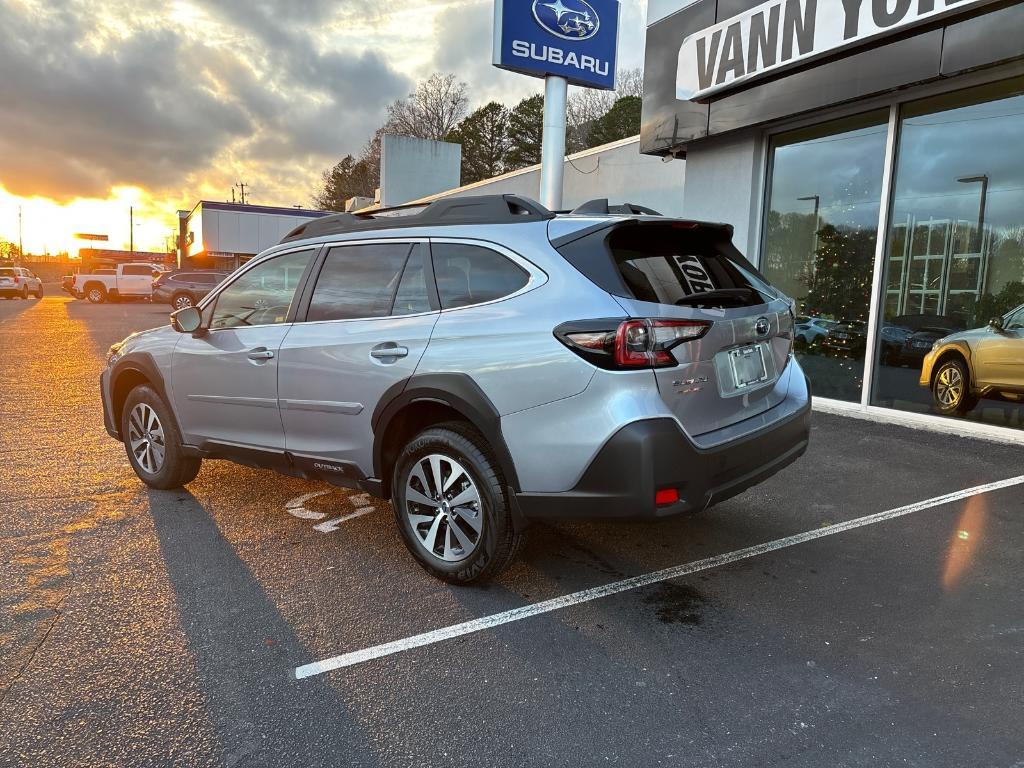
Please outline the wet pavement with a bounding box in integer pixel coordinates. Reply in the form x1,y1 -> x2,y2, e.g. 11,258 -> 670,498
1,296 -> 1022,767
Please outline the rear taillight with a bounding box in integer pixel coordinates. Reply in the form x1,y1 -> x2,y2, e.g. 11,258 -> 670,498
556,318 -> 711,370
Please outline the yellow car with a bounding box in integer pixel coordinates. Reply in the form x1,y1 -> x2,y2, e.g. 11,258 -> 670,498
920,304 -> 1024,415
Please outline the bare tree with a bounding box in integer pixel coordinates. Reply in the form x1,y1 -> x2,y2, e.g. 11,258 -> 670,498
385,73 -> 469,141
566,68 -> 645,151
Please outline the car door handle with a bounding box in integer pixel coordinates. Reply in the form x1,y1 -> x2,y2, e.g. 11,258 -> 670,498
370,344 -> 409,359
247,348 -> 275,361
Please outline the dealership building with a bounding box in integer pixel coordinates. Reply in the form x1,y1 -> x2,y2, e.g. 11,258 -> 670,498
433,0 -> 1024,441
637,0 -> 1024,439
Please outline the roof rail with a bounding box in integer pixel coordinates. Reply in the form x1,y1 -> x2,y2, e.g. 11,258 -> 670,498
570,199 -> 663,217
280,194 -> 554,243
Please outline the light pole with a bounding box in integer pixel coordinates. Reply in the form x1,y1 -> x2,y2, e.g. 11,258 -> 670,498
957,175 -> 989,254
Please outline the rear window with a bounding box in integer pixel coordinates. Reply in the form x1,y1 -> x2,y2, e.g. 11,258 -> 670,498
123,265 -> 155,276
558,223 -> 773,309
0,269 -> 14,276
431,243 -> 529,310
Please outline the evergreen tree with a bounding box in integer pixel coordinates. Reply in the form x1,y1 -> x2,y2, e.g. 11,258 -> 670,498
447,102 -> 510,185
506,94 -> 544,170
586,96 -> 642,148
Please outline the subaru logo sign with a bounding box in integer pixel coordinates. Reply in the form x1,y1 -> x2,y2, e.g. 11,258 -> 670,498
755,317 -> 771,337
532,0 -> 600,41
493,0 -> 619,90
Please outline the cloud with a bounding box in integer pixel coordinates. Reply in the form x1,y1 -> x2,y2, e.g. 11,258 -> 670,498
0,0 -> 410,202
0,0 -> 650,209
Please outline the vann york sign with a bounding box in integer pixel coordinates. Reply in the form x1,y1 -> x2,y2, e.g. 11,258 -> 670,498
676,0 -> 996,101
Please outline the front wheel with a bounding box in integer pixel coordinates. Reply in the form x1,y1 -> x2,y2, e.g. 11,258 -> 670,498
392,424 -> 523,584
932,359 -> 977,416
34,285 -> 43,298
121,385 -> 201,489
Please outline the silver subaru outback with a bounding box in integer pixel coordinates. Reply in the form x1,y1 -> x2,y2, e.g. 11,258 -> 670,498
100,195 -> 810,583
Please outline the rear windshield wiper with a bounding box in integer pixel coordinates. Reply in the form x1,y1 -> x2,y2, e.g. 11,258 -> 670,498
675,288 -> 757,308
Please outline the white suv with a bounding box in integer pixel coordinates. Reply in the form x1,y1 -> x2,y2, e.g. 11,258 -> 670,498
100,195 -> 811,582
0,267 -> 43,300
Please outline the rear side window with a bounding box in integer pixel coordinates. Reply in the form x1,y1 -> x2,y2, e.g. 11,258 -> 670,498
558,223 -> 772,309
307,243 -> 413,322
431,243 -> 529,310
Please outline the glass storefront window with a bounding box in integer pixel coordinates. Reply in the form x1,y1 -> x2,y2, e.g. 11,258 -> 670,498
872,78 -> 1024,430
762,111 -> 889,401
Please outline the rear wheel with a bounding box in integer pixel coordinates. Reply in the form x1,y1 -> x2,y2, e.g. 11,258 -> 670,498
20,285 -> 28,299
932,359 -> 977,416
86,285 -> 106,304
392,423 -> 522,584
172,292 -> 195,310
121,385 -> 201,489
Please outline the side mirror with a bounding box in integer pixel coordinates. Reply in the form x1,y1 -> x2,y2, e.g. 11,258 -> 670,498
988,316 -> 1005,332
171,306 -> 203,335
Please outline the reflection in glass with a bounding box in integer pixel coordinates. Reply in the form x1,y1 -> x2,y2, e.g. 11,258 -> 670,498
872,78 -> 1024,430
762,111 -> 888,401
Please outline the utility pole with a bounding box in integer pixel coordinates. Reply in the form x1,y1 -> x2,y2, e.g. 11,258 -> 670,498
129,206 -> 134,254
18,205 -> 23,259
235,182 -> 249,205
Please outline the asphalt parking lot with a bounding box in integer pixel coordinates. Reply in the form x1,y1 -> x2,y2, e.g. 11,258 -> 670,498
1,295 -> 1022,767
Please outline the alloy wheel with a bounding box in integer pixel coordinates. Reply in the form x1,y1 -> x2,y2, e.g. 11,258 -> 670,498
127,403 -> 166,474
936,364 -> 964,407
174,295 -> 193,309
403,453 -> 483,563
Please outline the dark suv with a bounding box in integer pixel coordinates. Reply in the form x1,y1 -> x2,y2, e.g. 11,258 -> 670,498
152,271 -> 229,309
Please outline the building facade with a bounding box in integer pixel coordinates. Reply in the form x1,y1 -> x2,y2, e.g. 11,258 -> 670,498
412,136 -> 687,216
643,0 -> 1024,439
178,201 -> 333,270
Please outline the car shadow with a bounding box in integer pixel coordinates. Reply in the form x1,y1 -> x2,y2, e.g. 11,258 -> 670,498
147,489 -> 379,766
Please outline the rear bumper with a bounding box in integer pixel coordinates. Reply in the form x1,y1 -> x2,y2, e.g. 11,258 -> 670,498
515,388 -> 811,521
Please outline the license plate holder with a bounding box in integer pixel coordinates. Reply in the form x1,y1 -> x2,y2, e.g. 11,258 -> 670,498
729,344 -> 769,389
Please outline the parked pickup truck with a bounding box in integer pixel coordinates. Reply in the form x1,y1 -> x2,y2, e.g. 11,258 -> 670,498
73,263 -> 168,304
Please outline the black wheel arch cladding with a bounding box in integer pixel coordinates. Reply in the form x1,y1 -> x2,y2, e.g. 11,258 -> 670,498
372,373 -> 521,494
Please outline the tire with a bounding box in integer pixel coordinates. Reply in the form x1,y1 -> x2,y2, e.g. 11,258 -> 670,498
392,422 -> 523,584
121,385 -> 201,490
20,286 -> 28,300
172,292 -> 195,310
932,358 -> 978,416
86,284 -> 106,304
34,285 -> 43,299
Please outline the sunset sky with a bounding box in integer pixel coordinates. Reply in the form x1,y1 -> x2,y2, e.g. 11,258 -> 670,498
0,0 -> 648,256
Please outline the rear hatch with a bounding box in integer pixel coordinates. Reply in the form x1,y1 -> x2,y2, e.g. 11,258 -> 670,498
554,219 -> 794,437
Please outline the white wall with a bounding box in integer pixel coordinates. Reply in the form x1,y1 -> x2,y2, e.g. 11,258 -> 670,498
198,209 -> 319,256
413,136 -> 686,216
381,136 -> 462,207
677,127 -> 765,259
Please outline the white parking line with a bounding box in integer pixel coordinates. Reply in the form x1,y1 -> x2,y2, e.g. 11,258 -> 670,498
294,475 -> 1024,680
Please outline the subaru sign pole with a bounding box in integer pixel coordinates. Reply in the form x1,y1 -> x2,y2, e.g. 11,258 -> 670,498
493,0 -> 620,210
